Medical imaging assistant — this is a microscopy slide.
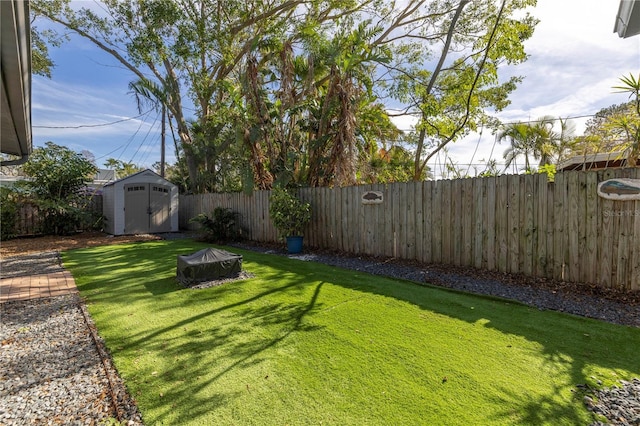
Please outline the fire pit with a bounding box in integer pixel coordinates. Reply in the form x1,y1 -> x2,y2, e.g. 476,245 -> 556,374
177,248 -> 242,286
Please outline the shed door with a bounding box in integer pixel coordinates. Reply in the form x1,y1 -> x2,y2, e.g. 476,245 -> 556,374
124,183 -> 172,234
150,184 -> 171,233
124,184 -> 149,234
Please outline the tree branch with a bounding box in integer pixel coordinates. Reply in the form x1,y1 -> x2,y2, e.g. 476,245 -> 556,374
420,0 -> 507,170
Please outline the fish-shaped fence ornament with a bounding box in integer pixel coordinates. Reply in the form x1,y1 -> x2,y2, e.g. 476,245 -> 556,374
597,178 -> 640,200
361,191 -> 384,204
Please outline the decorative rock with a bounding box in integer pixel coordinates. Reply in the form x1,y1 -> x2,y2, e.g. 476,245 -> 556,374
584,379 -> 640,425
0,292 -> 142,425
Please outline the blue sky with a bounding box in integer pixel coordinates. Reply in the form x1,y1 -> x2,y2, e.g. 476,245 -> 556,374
32,36 -> 169,168
32,0 -> 640,178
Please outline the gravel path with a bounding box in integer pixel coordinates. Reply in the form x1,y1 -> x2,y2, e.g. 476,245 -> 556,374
0,254 -> 143,425
1,240 -> 639,425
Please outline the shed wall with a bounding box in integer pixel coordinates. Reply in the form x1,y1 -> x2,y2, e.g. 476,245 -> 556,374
102,185 -> 115,235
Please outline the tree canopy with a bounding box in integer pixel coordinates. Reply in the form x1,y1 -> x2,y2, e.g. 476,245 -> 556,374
20,142 -> 99,235
22,142 -> 97,199
32,0 -> 538,192
571,73 -> 640,168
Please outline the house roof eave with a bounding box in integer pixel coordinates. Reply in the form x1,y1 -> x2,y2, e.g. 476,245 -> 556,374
0,0 -> 32,161
614,0 -> 640,38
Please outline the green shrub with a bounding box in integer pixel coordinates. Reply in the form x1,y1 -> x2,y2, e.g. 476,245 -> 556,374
190,207 -> 241,243
538,163 -> 557,182
269,186 -> 311,237
0,187 -> 18,240
36,199 -> 81,236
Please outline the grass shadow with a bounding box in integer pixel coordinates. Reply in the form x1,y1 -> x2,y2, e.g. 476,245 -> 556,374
325,263 -> 640,425
62,240 -> 640,425
63,240 -> 328,424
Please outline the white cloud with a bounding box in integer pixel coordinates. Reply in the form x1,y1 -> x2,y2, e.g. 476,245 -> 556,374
388,111 -> 418,133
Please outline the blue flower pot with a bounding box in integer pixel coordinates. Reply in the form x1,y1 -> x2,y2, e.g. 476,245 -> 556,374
286,236 -> 304,254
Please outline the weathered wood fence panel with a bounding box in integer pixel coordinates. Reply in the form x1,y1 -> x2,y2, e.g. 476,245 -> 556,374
15,203 -> 42,236
13,196 -> 103,236
179,169 -> 640,291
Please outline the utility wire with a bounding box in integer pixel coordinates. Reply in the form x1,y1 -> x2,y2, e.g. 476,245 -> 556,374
33,110 -> 153,129
394,112 -> 600,133
113,112 -> 153,164
127,111 -> 160,166
465,124 -> 483,176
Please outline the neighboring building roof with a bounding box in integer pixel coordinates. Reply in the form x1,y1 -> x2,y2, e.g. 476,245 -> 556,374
614,0 -> 640,38
0,0 -> 32,164
93,169 -> 118,185
557,151 -> 636,171
86,169 -> 117,193
0,169 -> 116,188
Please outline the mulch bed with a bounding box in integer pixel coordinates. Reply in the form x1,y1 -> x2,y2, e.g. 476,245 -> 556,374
0,232 -> 162,258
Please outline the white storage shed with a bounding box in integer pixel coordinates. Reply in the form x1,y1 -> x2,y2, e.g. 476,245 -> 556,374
102,169 -> 179,235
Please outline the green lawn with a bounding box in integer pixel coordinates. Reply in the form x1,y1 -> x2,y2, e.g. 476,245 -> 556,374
62,239 -> 640,425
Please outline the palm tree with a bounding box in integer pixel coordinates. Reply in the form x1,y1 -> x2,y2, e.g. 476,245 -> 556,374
499,117 -> 575,173
612,73 -> 640,167
530,116 -> 555,166
499,122 -> 538,172
546,117 -> 577,164
128,78 -> 172,178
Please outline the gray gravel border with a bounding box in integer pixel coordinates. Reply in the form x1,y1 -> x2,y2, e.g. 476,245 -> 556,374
0,294 -> 142,425
1,251 -> 64,278
1,251 -> 143,425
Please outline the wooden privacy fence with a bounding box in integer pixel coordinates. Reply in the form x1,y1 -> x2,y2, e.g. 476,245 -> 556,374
13,196 -> 103,236
179,168 -> 640,291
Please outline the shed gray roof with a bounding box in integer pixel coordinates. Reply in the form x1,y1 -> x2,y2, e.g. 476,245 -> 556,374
102,168 -> 175,188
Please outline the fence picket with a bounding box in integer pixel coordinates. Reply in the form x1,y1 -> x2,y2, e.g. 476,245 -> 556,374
632,195 -> 640,291
552,173 -> 566,280
567,172 -> 581,282
422,181 -> 432,264
462,178 -> 473,266
584,172 -> 598,283
535,174 -> 548,277
414,181 -> 424,262
431,181 -> 442,264
451,179 -> 462,266
472,178 -> 483,269
485,177 -> 496,271
496,175 -> 509,272
508,175 -> 520,274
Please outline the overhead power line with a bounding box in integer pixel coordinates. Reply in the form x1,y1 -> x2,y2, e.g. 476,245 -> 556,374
33,110 -> 153,129
394,112 -> 600,132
